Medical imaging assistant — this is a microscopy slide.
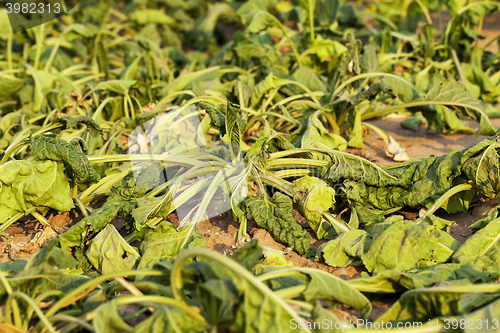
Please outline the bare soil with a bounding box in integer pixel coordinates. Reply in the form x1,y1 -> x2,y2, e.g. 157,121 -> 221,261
0,210 -> 83,262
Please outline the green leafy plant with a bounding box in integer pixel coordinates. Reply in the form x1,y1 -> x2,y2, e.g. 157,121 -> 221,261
1,0 -> 500,331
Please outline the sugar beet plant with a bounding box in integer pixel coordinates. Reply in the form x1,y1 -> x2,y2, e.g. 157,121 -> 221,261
2,0 -> 500,332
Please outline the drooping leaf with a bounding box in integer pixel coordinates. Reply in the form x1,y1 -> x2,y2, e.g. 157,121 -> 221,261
92,299 -> 133,333
260,247 -> 293,266
439,106 -> 475,134
270,267 -> 372,318
30,135 -> 100,184
233,279 -> 309,333
242,193 -> 311,255
347,82 -> 389,105
0,261 -> 89,298
51,115 -> 103,136
302,268 -> 371,318
453,216 -> 500,266
306,36 -> 347,62
348,263 -> 491,293
162,67 -> 222,96
232,239 -> 264,271
121,54 -> 143,81
135,221 -> 207,269
199,101 -> 226,136
462,63 -> 494,94
26,238 -> 77,270
197,278 -> 241,329
246,134 -> 297,159
0,260 -> 27,274
236,0 -> 278,24
400,112 -> 427,132
321,150 -> 396,186
254,265 -> 307,290
0,160 -> 74,225
470,207 -> 500,231
376,285 -> 500,324
318,230 -> 370,267
59,201 -> 132,250
338,145 -> 475,222
382,76 -> 419,103
0,239 -> 88,297
132,195 -> 171,231
310,302 -> 343,333
451,295 -> 500,331
288,66 -> 326,92
226,102 -> 246,156
86,224 -> 140,274
424,81 -> 497,135
0,72 -> 25,101
246,11 -> 280,34
293,176 -> 336,239
130,9 -> 175,25
461,140 -> 500,198
301,116 -> 347,153
96,41 -> 109,80
251,72 -> 276,107
26,64 -> 56,111
360,44 -> 379,73
93,80 -> 137,94
363,219 -> 461,274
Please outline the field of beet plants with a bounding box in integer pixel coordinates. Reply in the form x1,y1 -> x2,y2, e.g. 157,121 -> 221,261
1,0 -> 500,332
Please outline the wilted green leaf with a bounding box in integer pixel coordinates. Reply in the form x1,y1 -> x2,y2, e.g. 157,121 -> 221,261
94,80 -> 136,94
30,135 -> 100,184
59,201 -> 130,250
461,140 -> 500,198
293,176 -> 335,239
52,116 -> 103,136
382,76 -> 418,103
242,193 -> 311,255
425,81 -> 497,135
0,160 -> 74,225
453,216 -> 500,265
200,101 -> 226,136
136,221 -> 207,269
376,285 -> 500,324
260,247 -> 292,266
363,219 -> 461,274
130,306 -> 209,333
131,9 -> 175,25
92,299 -> 133,333
302,116 -> 347,152
400,112 -> 427,132
232,239 -> 264,270
87,224 -> 140,274
318,230 -> 370,267
348,263 -> 491,293
0,72 -> 25,101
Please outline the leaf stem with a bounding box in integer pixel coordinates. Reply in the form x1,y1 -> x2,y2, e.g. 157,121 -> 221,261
33,24 -> 45,70
422,183 -> 473,218
48,314 -> 94,333
7,31 -> 13,71
451,49 -> 467,84
8,291 -> 57,333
